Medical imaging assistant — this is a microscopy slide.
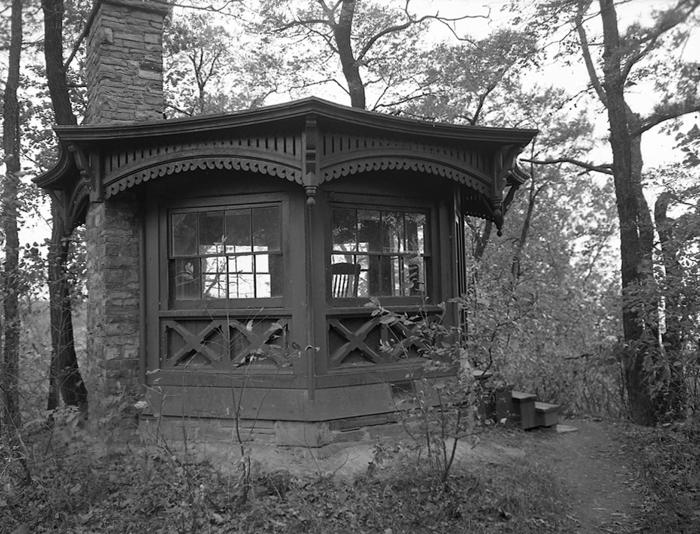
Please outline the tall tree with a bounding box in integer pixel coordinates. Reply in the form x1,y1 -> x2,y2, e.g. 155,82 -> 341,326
41,0 -> 88,413
404,29 -> 542,260
164,10 -> 281,116
1,0 -> 23,431
529,0 -> 700,424
258,0 -> 486,109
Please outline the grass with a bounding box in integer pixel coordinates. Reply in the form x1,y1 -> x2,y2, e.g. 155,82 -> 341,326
1,423 -> 577,533
622,417 -> 700,533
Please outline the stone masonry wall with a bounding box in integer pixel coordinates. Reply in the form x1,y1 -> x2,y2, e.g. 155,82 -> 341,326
85,0 -> 170,124
85,0 -> 170,397
85,196 -> 142,397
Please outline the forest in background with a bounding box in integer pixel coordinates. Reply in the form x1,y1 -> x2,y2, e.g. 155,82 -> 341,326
0,0 -> 699,531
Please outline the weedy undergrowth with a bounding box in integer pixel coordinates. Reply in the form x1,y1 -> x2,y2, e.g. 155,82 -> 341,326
366,297 -> 483,487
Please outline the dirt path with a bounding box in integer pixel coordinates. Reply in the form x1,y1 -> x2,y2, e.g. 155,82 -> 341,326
231,417 -> 647,532
521,419 -> 643,533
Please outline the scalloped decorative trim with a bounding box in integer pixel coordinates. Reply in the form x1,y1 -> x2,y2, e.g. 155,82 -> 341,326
320,157 -> 492,196
104,156 -> 303,198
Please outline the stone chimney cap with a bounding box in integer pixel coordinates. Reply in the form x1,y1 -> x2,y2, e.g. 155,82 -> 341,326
84,0 -> 171,37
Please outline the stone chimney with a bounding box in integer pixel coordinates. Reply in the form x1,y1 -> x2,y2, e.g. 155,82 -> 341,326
85,0 -> 170,124
83,0 -> 171,403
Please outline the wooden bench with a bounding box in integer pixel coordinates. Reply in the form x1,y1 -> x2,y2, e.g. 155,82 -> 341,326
511,391 -> 537,429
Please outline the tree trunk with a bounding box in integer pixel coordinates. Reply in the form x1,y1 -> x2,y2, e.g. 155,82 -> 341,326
472,221 -> 492,262
511,177 -> 540,281
42,0 -> 88,413
599,0 -> 657,425
654,191 -> 687,418
334,0 -> 366,109
1,0 -> 23,432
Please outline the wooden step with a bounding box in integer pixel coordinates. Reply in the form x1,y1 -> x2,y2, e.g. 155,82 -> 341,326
511,391 -> 537,429
535,401 -> 560,427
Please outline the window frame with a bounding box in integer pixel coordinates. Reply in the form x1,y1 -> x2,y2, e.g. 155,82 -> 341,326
162,193 -> 288,310
327,194 -> 437,306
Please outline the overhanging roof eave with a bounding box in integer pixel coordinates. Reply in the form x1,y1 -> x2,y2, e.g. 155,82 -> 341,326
51,97 -> 538,147
33,147 -> 78,189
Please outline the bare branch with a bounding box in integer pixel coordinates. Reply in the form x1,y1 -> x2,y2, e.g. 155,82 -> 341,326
356,20 -> 414,61
522,157 -> 613,175
621,0 -> 700,81
431,9 -> 488,44
356,7 -> 488,62
575,0 -> 607,106
171,1 -> 242,14
273,17 -> 331,32
165,102 -> 194,117
63,0 -> 99,71
371,89 -> 431,112
633,100 -> 700,137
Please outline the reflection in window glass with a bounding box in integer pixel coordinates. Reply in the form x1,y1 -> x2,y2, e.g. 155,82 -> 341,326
331,206 -> 430,298
383,211 -> 404,253
405,213 -> 426,254
171,259 -> 199,300
253,206 -> 281,250
170,204 -> 282,301
225,210 -> 251,253
172,213 -> 197,256
332,208 -> 357,252
357,210 -> 380,253
198,212 -> 224,254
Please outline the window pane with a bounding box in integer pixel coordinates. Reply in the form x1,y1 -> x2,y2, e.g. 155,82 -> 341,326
203,255 -> 226,274
256,254 -> 269,273
229,272 -> 255,299
225,209 -> 252,253
171,259 -> 200,300
170,203 -> 284,303
358,210 -> 380,252
252,206 -> 280,251
269,254 -> 283,297
256,274 -> 271,298
406,213 -> 426,254
330,207 -> 429,300
172,213 -> 197,256
382,211 -> 404,252
332,253 -> 349,265
203,273 -> 226,299
199,211 -> 225,254
407,256 -> 425,295
332,208 -> 357,251
357,264 -> 369,297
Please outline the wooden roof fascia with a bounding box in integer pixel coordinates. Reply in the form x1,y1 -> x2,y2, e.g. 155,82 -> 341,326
49,97 -> 538,148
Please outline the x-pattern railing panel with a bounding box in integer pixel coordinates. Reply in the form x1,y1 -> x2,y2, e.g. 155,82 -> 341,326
228,319 -> 288,367
163,319 -> 227,370
162,317 -> 289,370
328,317 -> 385,366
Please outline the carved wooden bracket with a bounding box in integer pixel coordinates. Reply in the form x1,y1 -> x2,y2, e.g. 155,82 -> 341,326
67,143 -> 104,203
491,144 -> 528,235
303,117 -> 320,205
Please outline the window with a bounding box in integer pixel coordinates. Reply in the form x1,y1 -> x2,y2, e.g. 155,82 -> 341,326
169,204 -> 283,301
331,206 -> 430,298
